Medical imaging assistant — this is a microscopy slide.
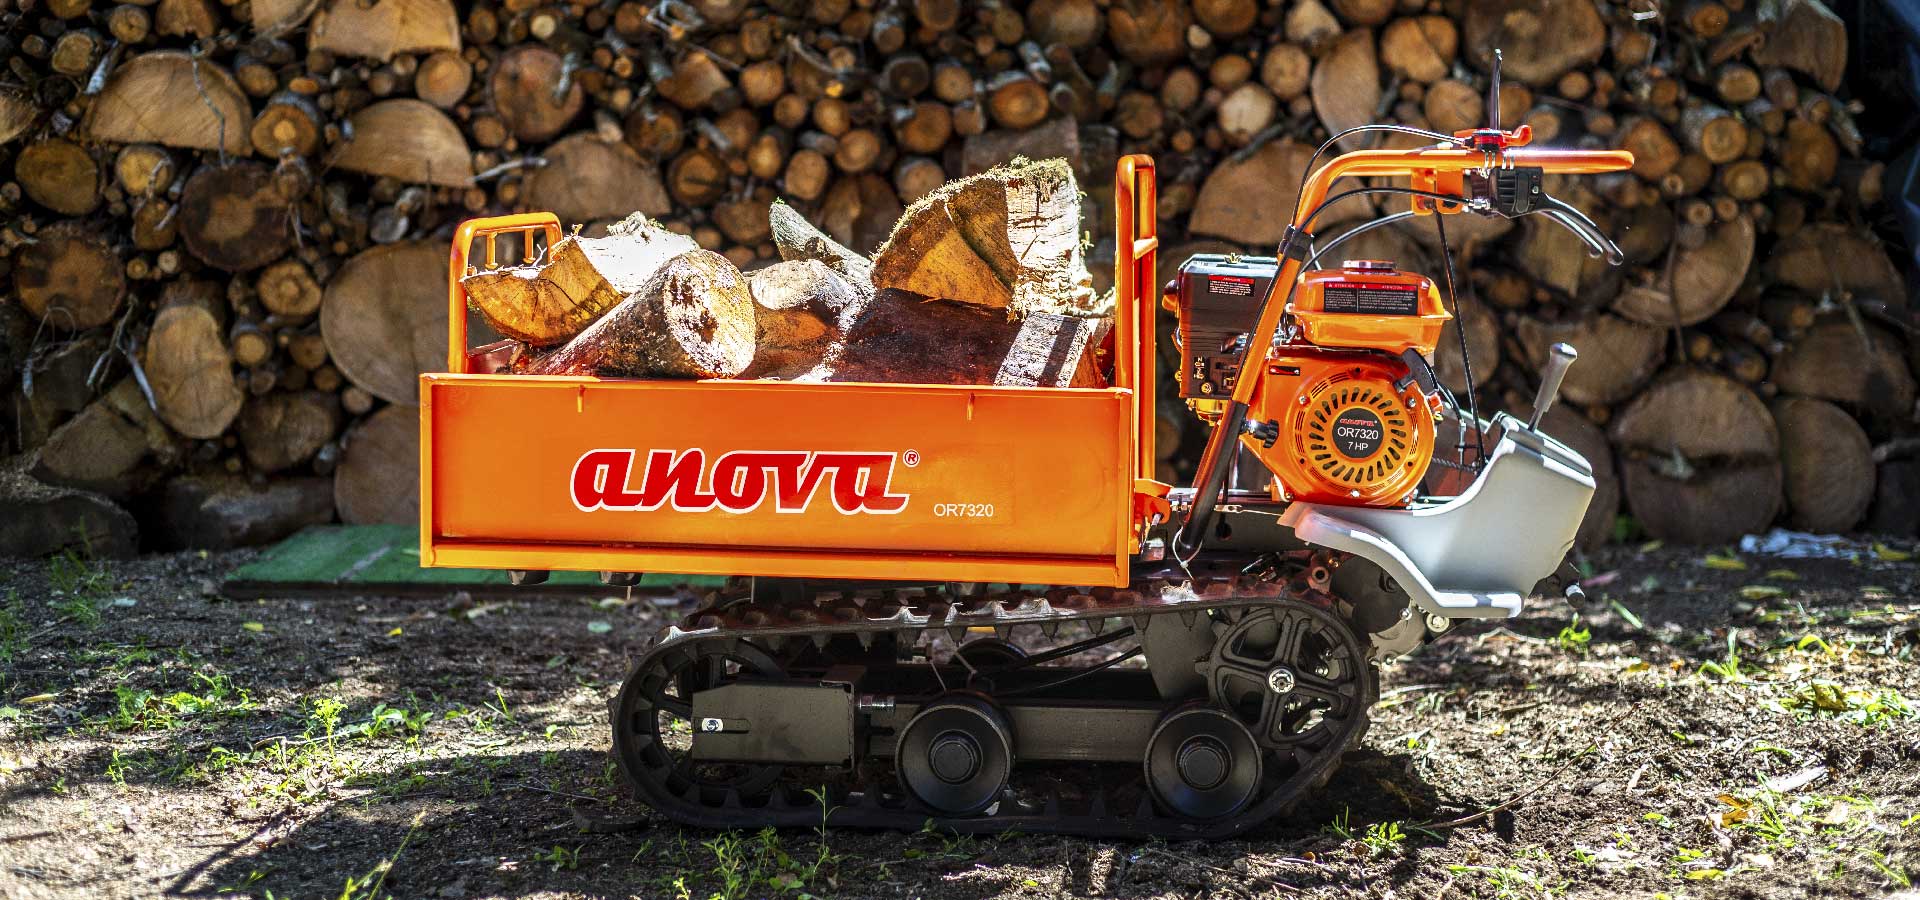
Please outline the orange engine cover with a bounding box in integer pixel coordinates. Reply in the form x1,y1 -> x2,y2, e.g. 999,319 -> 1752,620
1250,350 -> 1436,507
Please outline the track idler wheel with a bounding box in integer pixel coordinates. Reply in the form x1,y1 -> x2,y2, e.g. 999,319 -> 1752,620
1144,705 -> 1262,821
611,639 -> 784,806
896,692 -> 1013,816
1201,605 -> 1369,755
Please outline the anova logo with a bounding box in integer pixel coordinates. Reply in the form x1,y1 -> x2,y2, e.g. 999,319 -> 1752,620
570,449 -> 911,515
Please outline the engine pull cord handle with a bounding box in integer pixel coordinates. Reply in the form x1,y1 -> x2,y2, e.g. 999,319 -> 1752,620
1527,342 -> 1578,432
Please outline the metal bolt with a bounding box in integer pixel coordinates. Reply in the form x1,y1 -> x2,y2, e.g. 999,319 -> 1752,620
1424,613 -> 1451,634
1266,666 -> 1296,694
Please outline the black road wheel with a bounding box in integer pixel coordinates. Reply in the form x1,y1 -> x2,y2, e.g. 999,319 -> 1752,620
1144,704 -> 1263,821
895,692 -> 1013,816
611,639 -> 784,806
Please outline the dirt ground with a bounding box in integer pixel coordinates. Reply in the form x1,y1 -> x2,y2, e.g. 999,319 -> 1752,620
1,542 -> 1916,900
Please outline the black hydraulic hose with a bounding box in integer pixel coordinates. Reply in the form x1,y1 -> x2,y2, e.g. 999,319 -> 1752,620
1304,211 -> 1419,269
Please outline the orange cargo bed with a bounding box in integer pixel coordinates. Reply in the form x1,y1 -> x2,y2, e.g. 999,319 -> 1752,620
420,158 -> 1165,588
421,375 -> 1137,585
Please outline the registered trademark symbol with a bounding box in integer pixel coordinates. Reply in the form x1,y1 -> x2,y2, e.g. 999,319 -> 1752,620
902,449 -> 920,467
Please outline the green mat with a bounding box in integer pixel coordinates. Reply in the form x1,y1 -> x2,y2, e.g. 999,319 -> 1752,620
223,525 -> 726,598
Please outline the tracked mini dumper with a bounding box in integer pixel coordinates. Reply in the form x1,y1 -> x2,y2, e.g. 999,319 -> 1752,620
422,96 -> 1635,837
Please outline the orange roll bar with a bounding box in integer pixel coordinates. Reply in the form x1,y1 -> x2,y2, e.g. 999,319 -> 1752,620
1113,154 -> 1159,484
446,212 -> 562,372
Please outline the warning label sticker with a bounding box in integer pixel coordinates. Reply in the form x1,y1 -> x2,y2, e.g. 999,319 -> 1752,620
1321,282 -> 1419,316
1208,275 -> 1255,296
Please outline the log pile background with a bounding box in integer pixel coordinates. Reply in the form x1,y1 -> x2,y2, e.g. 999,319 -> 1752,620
0,0 -> 1913,555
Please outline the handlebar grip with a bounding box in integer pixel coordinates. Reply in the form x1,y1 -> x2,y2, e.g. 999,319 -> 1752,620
1528,342 -> 1578,431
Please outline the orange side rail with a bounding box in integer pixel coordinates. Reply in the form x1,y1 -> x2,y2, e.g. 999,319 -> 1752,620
1227,147 -> 1632,409
446,212 -> 562,372
1113,154 -> 1158,486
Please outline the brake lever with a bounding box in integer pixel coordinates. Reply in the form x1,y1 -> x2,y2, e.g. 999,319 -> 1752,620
1538,202 -> 1625,266
1465,166 -> 1626,266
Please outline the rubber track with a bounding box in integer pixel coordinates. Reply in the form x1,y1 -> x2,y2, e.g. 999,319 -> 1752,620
611,574 -> 1378,839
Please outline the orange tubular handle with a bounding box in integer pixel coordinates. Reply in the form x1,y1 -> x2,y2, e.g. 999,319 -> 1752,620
446,212 -> 563,373
1113,154 -> 1159,487
1227,146 -> 1633,408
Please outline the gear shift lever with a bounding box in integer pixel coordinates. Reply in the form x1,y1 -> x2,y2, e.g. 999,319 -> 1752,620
1527,343 -> 1577,431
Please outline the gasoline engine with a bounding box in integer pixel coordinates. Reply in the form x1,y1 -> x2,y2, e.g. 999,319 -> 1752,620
1170,256 -> 1451,506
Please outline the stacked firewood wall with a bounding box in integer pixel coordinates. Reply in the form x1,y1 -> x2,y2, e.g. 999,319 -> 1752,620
0,0 -> 1912,553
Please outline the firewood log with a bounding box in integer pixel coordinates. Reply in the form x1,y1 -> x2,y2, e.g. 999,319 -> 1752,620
83,51 -> 253,155
0,470 -> 138,558
1516,314 -> 1665,407
145,303 -> 245,439
1194,0 -> 1258,37
960,116 -> 1082,176
1312,30 -> 1381,152
525,133 -> 672,225
177,161 -> 294,272
16,138 -> 101,216
742,260 -> 860,379
1423,79 -> 1482,135
249,92 -> 325,159
769,200 -> 875,291
237,391 -> 343,473
1610,369 -> 1782,544
531,249 -> 758,378
1461,0 -> 1605,86
1260,44 -> 1312,100
1285,0 -> 1341,50
491,44 -> 585,142
818,174 -> 905,253
329,99 -> 474,187
1752,0 -> 1846,91
29,388 -> 154,496
1766,222 -> 1903,303
14,223 -> 126,331
1026,0 -> 1103,49
321,242 -> 453,404
870,156 -> 1094,316
256,259 -> 323,320
1771,395 -> 1874,533
1611,215 -> 1753,327
309,0 -> 458,61
1772,319 -> 1917,419
1217,83 -> 1277,144
829,289 -> 1110,387
1380,16 -> 1457,83
462,213 -> 699,347
0,88 -> 34,146
996,314 -> 1110,388
334,403 -> 419,526
1107,0 -> 1189,65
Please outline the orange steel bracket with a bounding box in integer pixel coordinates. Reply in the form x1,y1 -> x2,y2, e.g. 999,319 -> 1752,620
446,212 -> 562,373
1115,154 -> 1166,525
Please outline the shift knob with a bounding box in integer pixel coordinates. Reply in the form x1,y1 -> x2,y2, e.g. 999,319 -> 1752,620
1527,342 -> 1577,431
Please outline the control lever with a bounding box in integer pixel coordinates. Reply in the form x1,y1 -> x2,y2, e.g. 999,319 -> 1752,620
1527,343 -> 1577,431
1536,194 -> 1625,265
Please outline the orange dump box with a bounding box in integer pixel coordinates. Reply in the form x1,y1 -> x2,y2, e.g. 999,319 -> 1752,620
420,158 -> 1166,588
